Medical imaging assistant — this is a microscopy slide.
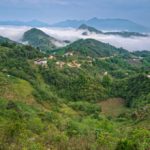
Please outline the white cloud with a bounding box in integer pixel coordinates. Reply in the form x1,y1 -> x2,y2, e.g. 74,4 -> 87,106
0,26 -> 149,51
39,27 -> 150,51
0,26 -> 31,41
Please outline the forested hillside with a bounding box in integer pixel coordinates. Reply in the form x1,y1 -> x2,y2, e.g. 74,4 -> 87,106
22,28 -> 59,53
0,38 -> 149,150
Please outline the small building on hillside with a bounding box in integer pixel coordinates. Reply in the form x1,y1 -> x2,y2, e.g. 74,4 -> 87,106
67,61 -> 81,68
34,58 -> 47,66
56,61 -> 65,68
63,52 -> 74,57
48,55 -> 55,60
104,72 -> 108,76
147,75 -> 150,78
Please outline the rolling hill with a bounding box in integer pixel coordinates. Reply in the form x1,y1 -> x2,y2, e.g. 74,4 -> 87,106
52,38 -> 129,57
0,36 -> 16,44
22,28 -> 61,52
0,37 -> 150,150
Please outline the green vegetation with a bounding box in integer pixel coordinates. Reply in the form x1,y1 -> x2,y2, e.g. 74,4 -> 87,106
52,39 -> 129,58
22,28 -> 58,52
0,38 -> 149,150
78,24 -> 103,34
112,74 -> 150,107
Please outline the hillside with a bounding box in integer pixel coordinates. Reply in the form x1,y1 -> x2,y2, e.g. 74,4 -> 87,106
112,74 -> 150,107
0,36 -> 15,44
53,39 -> 129,58
22,28 -> 60,52
0,40 -> 150,150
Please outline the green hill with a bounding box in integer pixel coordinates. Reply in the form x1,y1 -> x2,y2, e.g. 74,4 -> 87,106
53,39 -> 129,58
0,36 -> 15,44
112,74 -> 150,107
22,28 -> 59,52
78,24 -> 103,34
0,40 -> 150,150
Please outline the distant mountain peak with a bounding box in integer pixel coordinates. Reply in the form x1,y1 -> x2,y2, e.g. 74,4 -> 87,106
51,18 -> 149,32
88,17 -> 99,21
25,28 -> 50,38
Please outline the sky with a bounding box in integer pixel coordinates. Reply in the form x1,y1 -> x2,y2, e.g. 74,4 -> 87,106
0,0 -> 150,27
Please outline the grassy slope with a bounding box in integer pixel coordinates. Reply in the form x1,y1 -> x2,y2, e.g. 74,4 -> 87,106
99,98 -> 129,117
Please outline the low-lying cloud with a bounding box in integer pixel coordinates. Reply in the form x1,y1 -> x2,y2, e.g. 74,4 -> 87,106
0,26 -> 150,51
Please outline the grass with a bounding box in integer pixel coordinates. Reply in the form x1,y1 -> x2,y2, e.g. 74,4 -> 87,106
0,73 -> 37,105
99,98 -> 129,117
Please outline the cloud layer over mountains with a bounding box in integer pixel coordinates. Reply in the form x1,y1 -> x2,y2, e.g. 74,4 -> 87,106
0,26 -> 149,51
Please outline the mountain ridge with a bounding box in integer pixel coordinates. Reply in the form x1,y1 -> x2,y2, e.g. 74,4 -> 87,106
78,24 -> 149,37
52,17 -> 150,32
0,18 -> 149,32
0,20 -> 50,27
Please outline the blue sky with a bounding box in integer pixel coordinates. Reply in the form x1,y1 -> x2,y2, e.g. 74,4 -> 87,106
0,0 -> 150,26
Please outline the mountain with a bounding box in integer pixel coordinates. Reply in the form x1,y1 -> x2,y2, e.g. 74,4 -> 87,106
78,24 -> 103,34
22,28 -> 61,52
51,19 -> 85,28
52,18 -> 150,32
78,24 -> 149,37
0,20 -> 50,27
105,31 -> 149,37
52,39 -> 129,57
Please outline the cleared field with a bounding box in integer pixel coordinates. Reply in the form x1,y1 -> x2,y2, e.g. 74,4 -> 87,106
99,98 -> 128,117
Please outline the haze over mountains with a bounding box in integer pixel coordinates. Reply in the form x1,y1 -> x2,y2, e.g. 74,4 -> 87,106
0,18 -> 150,33
78,24 -> 148,38
52,18 -> 150,32
0,17 -> 150,52
0,25 -> 150,51
0,20 -> 50,27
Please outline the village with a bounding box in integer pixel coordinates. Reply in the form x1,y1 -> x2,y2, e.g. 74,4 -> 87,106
34,52 -> 82,68
33,51 -> 150,80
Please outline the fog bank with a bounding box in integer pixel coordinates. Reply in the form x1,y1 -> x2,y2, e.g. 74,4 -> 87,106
0,26 -> 149,51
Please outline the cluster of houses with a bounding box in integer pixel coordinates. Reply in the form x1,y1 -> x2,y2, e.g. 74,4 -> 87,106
34,52 -> 74,66
34,55 -> 56,66
34,52 -> 81,68
55,60 -> 81,68
63,52 -> 74,57
34,58 -> 47,66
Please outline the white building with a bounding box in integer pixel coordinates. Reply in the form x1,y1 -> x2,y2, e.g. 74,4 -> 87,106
147,75 -> 150,78
34,59 -> 47,66
63,52 -> 73,57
